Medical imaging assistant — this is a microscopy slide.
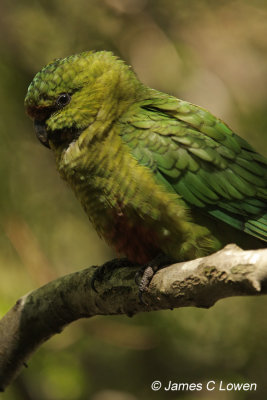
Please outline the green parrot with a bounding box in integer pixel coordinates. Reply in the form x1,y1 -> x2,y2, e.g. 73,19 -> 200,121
25,51 -> 267,269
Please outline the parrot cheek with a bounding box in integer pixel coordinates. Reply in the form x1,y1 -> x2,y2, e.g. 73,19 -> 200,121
34,120 -> 51,148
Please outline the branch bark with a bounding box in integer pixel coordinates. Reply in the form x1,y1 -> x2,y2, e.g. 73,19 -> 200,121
1,244 -> 267,390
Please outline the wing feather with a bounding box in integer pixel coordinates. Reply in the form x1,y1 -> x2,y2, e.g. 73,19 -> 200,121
119,94 -> 267,241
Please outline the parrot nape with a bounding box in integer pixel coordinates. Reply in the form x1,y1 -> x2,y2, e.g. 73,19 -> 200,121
25,51 -> 267,292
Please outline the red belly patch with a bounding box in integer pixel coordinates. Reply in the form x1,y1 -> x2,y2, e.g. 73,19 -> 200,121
106,210 -> 160,264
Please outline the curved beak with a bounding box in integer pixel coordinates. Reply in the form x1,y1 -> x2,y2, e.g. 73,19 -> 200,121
34,120 -> 50,148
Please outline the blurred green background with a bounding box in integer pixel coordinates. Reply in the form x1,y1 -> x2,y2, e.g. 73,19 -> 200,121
1,0 -> 267,399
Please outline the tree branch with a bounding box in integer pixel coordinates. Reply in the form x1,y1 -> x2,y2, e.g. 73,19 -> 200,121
1,244 -> 267,390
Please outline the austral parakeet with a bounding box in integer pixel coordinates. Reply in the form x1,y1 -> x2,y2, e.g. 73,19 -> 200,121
25,51 -> 267,265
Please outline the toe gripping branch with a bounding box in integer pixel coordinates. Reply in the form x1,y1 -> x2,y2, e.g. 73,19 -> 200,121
136,254 -> 176,304
91,258 -> 133,293
91,254 -> 175,305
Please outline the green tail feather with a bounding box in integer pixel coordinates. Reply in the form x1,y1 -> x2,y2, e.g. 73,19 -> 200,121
245,214 -> 267,241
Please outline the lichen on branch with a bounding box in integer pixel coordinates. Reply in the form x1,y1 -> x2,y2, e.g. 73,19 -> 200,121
1,244 -> 267,391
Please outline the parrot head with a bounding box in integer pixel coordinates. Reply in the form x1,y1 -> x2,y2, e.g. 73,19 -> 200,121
25,51 -> 142,150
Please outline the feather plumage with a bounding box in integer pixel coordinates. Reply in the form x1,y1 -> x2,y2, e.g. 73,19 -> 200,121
25,51 -> 267,263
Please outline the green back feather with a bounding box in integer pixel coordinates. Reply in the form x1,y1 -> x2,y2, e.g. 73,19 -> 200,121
120,92 -> 267,242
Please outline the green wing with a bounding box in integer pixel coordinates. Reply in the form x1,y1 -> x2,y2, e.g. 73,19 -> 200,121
119,94 -> 267,241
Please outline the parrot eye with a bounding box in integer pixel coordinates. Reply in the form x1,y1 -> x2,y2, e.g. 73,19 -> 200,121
56,93 -> 71,108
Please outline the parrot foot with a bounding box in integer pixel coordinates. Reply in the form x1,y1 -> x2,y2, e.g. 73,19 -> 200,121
136,254 -> 175,305
91,258 -> 133,293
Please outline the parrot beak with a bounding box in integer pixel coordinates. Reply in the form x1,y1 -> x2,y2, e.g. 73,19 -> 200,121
34,120 -> 51,148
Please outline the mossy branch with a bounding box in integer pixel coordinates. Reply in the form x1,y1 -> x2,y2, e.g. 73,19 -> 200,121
1,244 -> 267,391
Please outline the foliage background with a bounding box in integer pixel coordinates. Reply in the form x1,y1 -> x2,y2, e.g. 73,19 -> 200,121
1,0 -> 267,399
